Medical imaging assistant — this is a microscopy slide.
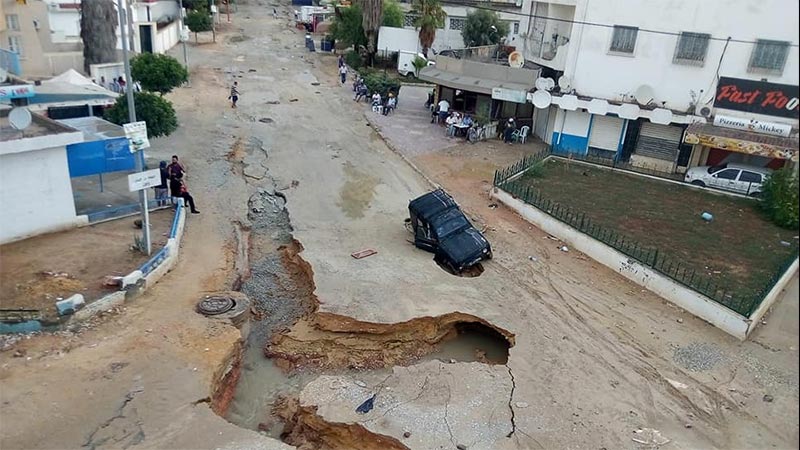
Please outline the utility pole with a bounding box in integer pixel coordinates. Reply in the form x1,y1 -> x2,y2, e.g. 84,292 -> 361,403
118,0 -> 152,256
179,0 -> 189,72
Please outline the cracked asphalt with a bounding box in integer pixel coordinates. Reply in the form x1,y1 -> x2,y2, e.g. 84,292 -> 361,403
0,1 -> 797,449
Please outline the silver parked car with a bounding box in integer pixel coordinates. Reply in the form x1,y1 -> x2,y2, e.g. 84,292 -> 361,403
684,163 -> 771,196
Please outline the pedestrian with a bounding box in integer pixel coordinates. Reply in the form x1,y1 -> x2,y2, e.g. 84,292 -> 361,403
170,176 -> 200,214
154,161 -> 169,206
503,117 -> 516,144
437,98 -> 450,124
229,81 -> 240,108
167,155 -> 187,180
273,7 -> 278,19
354,82 -> 368,103
338,64 -> 348,84
117,76 -> 126,93
338,54 -> 344,68
100,76 -> 107,90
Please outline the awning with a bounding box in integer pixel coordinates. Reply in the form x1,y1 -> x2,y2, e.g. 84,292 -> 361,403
684,122 -> 798,161
419,67 -> 533,95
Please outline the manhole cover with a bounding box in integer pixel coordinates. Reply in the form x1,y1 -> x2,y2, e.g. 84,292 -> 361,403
197,296 -> 234,315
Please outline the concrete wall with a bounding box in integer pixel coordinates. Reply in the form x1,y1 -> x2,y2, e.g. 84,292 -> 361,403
0,131 -> 86,243
491,187 -> 760,339
551,109 -> 591,154
564,0 -> 799,120
152,21 -> 179,54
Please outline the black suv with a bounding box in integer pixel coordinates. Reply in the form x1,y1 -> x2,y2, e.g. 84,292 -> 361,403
408,189 -> 492,272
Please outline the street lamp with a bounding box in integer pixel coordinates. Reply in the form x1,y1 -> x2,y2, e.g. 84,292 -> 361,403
117,0 -> 152,255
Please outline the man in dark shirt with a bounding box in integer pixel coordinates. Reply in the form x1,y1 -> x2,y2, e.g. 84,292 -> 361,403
154,161 -> 169,206
167,155 -> 186,180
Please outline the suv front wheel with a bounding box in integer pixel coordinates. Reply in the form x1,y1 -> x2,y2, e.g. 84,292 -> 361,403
690,180 -> 706,187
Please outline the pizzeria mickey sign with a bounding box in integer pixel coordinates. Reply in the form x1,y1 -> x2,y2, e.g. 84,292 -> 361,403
715,77 -> 799,119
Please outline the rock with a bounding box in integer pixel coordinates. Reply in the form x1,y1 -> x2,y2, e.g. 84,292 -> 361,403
56,294 -> 85,316
403,431 -> 412,438
677,318 -> 684,324
311,82 -> 320,86
457,445 -> 467,450
266,100 -> 281,104
560,246 -> 569,252
515,401 -> 529,408
12,349 -> 26,357
259,117 -> 274,123
685,423 -> 692,428
763,394 -> 774,403
289,98 -> 299,102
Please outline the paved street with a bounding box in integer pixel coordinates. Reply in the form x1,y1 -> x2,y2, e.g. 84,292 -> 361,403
0,2 -> 797,450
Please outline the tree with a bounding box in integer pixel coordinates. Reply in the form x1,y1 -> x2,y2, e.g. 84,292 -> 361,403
330,4 -> 367,50
382,0 -> 403,27
461,9 -> 509,47
185,7 -> 213,43
104,92 -> 178,139
130,53 -> 188,95
759,167 -> 799,229
80,0 -> 118,73
411,55 -> 427,77
362,0 -> 382,65
412,0 -> 445,57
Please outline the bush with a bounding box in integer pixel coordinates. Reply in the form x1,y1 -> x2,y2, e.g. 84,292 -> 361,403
759,167 -> 799,229
104,92 -> 178,138
361,71 -> 400,97
345,50 -> 363,69
185,7 -> 212,41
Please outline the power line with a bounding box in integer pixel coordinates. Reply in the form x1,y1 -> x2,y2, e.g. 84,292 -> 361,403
438,1 -> 800,47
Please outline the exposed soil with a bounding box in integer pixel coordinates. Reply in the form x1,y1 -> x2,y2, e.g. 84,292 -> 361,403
0,209 -> 174,318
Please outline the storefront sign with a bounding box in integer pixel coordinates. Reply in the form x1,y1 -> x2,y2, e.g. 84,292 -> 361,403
123,121 -> 150,152
0,84 -> 35,100
492,87 -> 527,104
684,131 -> 797,161
713,114 -> 792,138
128,169 -> 162,192
715,77 -> 799,119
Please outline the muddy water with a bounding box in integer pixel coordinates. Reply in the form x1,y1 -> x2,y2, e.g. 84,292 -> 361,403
423,324 -> 510,364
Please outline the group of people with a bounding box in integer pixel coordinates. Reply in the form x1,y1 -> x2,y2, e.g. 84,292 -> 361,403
350,75 -> 397,116
445,111 -> 474,138
154,155 -> 200,214
98,76 -> 140,94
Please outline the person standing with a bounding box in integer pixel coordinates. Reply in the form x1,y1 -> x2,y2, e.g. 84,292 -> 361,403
229,81 -> 240,108
437,98 -> 450,124
117,76 -> 126,93
338,64 -> 348,84
154,161 -> 169,206
338,54 -> 344,68
167,155 -> 186,180
503,118 -> 516,144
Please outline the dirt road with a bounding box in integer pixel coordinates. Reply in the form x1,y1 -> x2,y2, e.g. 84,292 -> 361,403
0,2 -> 797,450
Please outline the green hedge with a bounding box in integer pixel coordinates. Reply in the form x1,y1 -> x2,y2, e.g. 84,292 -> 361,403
361,71 -> 401,97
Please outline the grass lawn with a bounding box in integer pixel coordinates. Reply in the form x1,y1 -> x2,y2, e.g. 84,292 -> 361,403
514,159 -> 798,307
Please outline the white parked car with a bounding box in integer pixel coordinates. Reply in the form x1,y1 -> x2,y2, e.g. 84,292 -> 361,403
684,163 -> 771,196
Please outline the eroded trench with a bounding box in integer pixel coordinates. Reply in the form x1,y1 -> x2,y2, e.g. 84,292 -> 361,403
211,140 -> 514,447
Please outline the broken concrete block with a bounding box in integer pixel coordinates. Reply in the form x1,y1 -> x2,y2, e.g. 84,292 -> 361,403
56,294 -> 85,316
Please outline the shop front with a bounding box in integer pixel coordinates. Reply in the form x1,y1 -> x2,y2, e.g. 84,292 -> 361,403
684,121 -> 798,169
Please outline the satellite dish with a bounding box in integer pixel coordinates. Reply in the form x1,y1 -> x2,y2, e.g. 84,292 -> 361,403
587,98 -> 610,115
0,68 -> 7,84
650,108 -> 673,125
508,51 -> 525,68
544,78 -> 555,91
531,90 -> 552,109
560,94 -> 579,111
634,85 -> 655,105
557,75 -> 571,91
8,107 -> 32,130
534,77 -> 549,91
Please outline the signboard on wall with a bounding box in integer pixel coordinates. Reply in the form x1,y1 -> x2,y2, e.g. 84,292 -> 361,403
66,137 -> 135,177
714,77 -> 799,119
713,114 -> 792,137
492,87 -> 528,104
0,84 -> 34,100
128,168 -> 161,192
123,121 -> 150,152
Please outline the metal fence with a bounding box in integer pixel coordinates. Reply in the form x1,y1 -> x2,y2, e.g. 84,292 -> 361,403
494,155 -> 799,317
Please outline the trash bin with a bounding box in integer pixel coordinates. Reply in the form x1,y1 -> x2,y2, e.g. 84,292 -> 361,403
320,40 -> 332,52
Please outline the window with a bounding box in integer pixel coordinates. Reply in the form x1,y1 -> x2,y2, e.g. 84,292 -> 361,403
449,17 -> 465,31
674,32 -> 710,65
749,39 -> 789,72
739,171 -> 762,183
513,22 -> 519,35
5,14 -> 20,31
715,169 -> 739,180
610,26 -> 638,54
7,36 -> 23,57
403,14 -> 416,28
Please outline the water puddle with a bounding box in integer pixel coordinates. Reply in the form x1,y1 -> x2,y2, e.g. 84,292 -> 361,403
423,322 -> 510,364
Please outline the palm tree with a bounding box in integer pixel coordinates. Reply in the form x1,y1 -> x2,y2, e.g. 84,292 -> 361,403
412,0 -> 445,57
361,0 -> 382,65
80,0 -> 119,73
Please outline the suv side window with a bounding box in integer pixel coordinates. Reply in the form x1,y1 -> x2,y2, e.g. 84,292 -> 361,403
715,169 -> 740,180
739,171 -> 762,183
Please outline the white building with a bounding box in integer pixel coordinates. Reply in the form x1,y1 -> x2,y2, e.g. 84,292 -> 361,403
0,108 -> 85,243
525,0 -> 799,174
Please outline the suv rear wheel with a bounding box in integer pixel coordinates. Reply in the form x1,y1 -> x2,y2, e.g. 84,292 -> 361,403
690,180 -> 706,187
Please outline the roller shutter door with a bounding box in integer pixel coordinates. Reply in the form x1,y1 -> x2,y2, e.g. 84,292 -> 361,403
634,122 -> 683,161
588,115 -> 623,151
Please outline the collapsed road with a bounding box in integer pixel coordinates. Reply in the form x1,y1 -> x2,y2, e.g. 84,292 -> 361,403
0,1 -> 797,450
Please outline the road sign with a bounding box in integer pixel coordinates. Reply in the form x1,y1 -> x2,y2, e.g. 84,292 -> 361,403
123,121 -> 150,152
128,168 -> 161,192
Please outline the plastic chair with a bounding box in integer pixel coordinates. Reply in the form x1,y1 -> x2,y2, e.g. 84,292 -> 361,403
513,126 -> 530,144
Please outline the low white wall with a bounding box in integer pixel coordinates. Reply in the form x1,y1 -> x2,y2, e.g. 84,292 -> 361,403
492,188 -> 754,340
153,21 -> 180,54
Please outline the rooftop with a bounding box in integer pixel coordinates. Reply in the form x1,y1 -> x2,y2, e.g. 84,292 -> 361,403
0,108 -> 78,141
57,116 -> 127,142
